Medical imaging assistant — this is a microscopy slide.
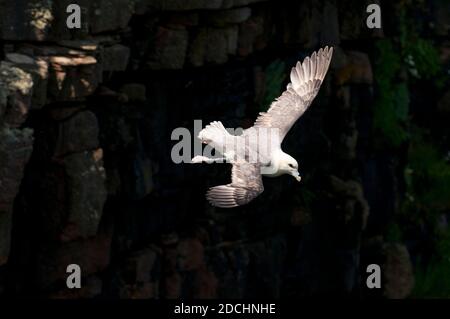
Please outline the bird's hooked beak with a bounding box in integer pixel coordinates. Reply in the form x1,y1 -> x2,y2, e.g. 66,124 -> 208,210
291,170 -> 302,182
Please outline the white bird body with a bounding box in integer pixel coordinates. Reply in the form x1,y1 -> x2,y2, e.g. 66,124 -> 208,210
192,47 -> 334,208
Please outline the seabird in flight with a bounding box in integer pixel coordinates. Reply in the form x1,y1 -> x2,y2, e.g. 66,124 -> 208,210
192,47 -> 334,208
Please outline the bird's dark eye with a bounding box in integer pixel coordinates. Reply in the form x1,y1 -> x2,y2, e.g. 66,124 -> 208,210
288,164 -> 294,168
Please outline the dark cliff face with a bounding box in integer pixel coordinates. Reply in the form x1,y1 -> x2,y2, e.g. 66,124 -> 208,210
0,0 -> 449,299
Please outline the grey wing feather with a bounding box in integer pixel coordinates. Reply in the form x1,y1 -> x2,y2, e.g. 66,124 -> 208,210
206,162 -> 264,208
254,46 -> 333,140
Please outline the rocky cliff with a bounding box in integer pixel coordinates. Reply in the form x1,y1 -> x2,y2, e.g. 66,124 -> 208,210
0,0 -> 449,298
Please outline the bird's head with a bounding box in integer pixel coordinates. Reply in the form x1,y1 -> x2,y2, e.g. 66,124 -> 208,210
280,153 -> 301,182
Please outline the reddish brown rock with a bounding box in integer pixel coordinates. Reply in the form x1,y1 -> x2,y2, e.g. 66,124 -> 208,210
90,0 -> 134,34
60,150 -> 107,240
125,247 -> 158,283
222,0 -> 268,8
290,207 -> 312,227
165,12 -> 200,27
335,51 -> 373,86
238,15 -> 265,56
145,0 -> 267,11
102,44 -> 130,72
280,0 -> 339,49
161,236 -> 218,299
49,276 -> 103,299
320,0 -> 340,46
54,111 -> 99,157
146,0 -> 222,11
203,7 -> 252,26
187,29 -> 208,67
119,83 -> 147,102
161,232 -> 179,246
336,86 -> 351,110
339,0 -> 383,40
337,128 -> 358,160
225,26 -> 239,55
188,24 -> 239,66
204,28 -> 230,64
177,238 -> 204,271
163,272 -> 182,299
119,282 -> 156,299
147,26 -> 189,69
36,226 -> 113,289
193,268 -> 218,299
49,104 -> 87,121
383,243 -> 415,299
115,246 -> 160,299
328,175 -> 370,230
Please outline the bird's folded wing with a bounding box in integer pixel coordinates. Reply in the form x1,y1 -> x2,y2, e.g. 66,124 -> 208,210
254,46 -> 333,140
206,162 -> 264,208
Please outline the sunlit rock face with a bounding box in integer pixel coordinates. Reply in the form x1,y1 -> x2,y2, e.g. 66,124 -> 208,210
0,0 -> 134,41
0,62 -> 34,127
5,53 -> 49,109
0,128 -> 34,265
0,0 -> 54,41
0,61 -> 35,267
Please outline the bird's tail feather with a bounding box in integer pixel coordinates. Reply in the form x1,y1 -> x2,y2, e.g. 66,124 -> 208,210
198,121 -> 230,145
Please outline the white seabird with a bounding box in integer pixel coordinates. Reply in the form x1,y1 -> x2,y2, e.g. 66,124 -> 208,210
192,47 -> 334,208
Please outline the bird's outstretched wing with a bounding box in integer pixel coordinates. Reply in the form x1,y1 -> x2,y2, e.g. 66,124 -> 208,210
254,46 -> 333,141
206,162 -> 264,208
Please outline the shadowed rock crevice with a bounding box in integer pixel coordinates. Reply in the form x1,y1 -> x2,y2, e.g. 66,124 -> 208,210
0,0 -> 448,299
